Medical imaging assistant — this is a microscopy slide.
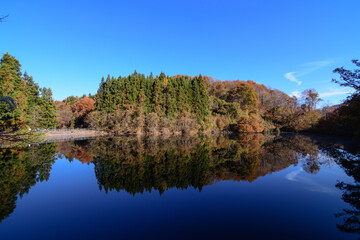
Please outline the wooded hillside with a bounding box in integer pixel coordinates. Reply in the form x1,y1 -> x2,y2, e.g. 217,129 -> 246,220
2,53 -> 358,138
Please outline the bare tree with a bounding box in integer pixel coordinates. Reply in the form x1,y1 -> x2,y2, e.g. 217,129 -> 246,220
333,59 -> 360,92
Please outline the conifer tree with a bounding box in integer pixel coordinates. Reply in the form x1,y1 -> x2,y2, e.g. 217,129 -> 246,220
95,77 -> 105,110
0,53 -> 57,130
152,77 -> 163,113
37,88 -> 57,128
192,75 -> 209,121
0,53 -> 27,129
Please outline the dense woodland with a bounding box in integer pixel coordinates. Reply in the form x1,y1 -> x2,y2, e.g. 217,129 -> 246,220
0,53 -> 359,138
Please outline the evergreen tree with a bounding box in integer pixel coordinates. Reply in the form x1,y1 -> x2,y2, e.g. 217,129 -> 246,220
152,77 -> 163,113
0,53 -> 27,129
38,88 -> 57,128
95,77 -> 105,110
192,75 -> 209,121
165,79 -> 177,117
0,53 -> 57,130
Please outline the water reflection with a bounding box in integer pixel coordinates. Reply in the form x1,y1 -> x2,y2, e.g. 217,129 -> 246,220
0,143 -> 56,223
320,144 -> 360,235
68,134 -> 329,194
0,133 -> 359,238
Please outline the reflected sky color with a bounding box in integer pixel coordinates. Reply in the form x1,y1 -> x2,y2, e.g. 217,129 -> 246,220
0,134 -> 358,239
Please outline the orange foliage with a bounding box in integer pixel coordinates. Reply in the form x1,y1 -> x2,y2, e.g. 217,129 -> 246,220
235,114 -> 264,133
70,96 -> 95,118
56,142 -> 93,163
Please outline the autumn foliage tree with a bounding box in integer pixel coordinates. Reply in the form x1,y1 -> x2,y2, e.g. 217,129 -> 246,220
301,89 -> 321,112
0,53 -> 57,130
70,96 -> 95,127
55,101 -> 73,129
225,82 -> 259,112
56,95 -> 95,128
58,68 -> 340,134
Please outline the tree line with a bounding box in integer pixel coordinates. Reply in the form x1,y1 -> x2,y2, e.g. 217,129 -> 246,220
1,52 -> 359,138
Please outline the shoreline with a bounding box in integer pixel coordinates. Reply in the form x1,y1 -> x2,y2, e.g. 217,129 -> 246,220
43,129 -> 109,141
1,128 -> 357,149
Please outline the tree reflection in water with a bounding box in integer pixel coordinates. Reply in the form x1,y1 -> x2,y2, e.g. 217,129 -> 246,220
0,133 -> 358,238
321,144 -> 360,235
0,143 -> 56,223
58,134 -> 333,194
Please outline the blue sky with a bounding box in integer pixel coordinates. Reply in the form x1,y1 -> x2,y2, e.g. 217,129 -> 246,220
1,0 -> 359,104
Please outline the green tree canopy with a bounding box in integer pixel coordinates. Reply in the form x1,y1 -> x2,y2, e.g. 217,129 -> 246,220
0,53 -> 57,130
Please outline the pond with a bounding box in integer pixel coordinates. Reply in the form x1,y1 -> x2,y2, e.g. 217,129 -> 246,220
0,133 -> 359,239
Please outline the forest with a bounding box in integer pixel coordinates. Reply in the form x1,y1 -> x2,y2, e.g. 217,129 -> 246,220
0,52 -> 359,138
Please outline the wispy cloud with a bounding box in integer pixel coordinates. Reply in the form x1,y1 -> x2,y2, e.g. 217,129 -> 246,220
291,91 -> 300,98
319,88 -> 355,98
301,60 -> 333,73
284,72 -> 302,85
285,168 -> 338,195
285,168 -> 302,181
284,59 -> 334,85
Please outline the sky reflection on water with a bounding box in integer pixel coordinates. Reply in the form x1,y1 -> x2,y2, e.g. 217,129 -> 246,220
0,133 -> 359,240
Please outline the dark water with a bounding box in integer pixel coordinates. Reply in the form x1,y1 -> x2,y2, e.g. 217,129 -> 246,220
0,133 -> 359,240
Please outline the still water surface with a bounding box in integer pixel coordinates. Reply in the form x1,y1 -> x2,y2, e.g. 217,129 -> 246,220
0,133 -> 359,239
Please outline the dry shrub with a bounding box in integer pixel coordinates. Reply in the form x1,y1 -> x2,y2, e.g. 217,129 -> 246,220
235,114 -> 264,133
85,111 -> 107,130
236,133 -> 264,153
214,116 -> 230,131
56,101 -> 73,129
145,112 -> 159,134
70,96 -> 95,118
289,110 -> 321,132
87,110 -> 202,135
174,112 -> 200,134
